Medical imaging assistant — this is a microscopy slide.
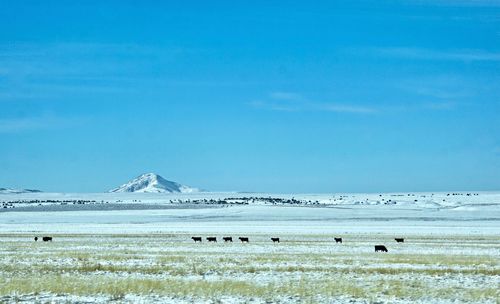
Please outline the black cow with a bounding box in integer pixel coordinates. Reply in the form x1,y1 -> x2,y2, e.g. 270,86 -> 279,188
375,245 -> 388,252
334,237 -> 342,243
395,238 -> 404,243
42,237 -> 53,242
191,237 -> 202,243
271,237 -> 280,243
239,237 -> 249,243
34,237 -> 38,242
207,237 -> 217,242
223,237 -> 233,242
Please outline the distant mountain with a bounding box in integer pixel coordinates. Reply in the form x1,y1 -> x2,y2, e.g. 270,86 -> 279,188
0,188 -> 42,194
109,173 -> 202,193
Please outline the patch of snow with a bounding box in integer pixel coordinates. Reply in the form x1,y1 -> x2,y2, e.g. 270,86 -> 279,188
109,173 -> 202,193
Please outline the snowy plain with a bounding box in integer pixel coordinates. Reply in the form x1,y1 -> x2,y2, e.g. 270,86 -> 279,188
0,191 -> 499,235
0,191 -> 499,303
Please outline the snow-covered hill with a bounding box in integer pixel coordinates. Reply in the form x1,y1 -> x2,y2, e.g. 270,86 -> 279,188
109,173 -> 201,193
0,188 -> 42,194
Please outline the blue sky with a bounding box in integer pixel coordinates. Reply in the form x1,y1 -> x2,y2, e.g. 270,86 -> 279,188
0,1 -> 499,193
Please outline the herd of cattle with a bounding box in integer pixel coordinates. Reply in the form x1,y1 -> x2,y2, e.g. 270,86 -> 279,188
33,236 -> 405,252
34,236 -> 52,242
190,236 -> 405,252
191,236 -> 275,243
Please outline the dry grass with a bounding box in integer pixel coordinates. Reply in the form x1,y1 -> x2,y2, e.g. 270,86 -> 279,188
0,234 -> 498,302
0,275 -> 497,302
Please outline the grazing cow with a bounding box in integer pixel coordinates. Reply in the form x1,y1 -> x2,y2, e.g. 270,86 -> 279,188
271,237 -> 280,243
207,237 -> 217,242
239,237 -> 249,243
375,245 -> 388,252
34,237 -> 38,242
334,237 -> 342,243
191,237 -> 202,243
395,238 -> 404,243
42,237 -> 53,242
223,237 -> 233,242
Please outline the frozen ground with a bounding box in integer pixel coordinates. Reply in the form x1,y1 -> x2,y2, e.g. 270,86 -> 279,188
0,191 -> 499,235
0,192 -> 498,303
0,233 -> 498,303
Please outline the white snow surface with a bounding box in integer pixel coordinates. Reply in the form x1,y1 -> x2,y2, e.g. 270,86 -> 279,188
0,191 -> 498,235
109,173 -> 201,193
1,191 -> 498,304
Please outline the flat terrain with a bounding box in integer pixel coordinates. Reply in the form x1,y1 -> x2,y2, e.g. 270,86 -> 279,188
0,192 -> 499,303
0,233 -> 498,303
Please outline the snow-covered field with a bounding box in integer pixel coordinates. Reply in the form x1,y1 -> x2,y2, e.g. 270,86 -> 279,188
0,192 -> 499,303
1,191 -> 499,235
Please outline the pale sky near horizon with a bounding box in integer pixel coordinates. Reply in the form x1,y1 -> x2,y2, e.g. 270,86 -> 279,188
0,1 -> 499,193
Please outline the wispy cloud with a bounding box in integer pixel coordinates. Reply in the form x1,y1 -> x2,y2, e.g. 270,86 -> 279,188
410,86 -> 467,99
251,91 -> 462,114
494,146 -> 500,156
0,42 -> 266,101
248,100 -> 303,112
406,0 -> 500,7
370,47 -> 500,62
0,42 -> 153,101
0,115 -> 85,133
424,101 -> 457,110
395,74 -> 479,111
0,118 -> 46,133
269,91 -> 303,101
0,42 -> 181,60
319,104 -> 377,114
249,92 -> 378,114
